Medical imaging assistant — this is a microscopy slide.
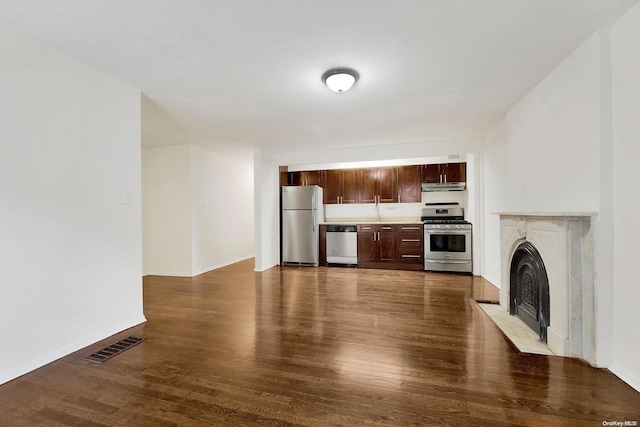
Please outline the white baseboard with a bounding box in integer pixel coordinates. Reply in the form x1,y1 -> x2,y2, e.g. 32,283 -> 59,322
609,363 -> 640,393
0,315 -> 147,386
143,270 -> 192,277
144,255 -> 255,278
192,255 -> 254,277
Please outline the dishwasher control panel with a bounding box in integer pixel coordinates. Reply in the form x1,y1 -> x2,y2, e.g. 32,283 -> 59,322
326,225 -> 357,232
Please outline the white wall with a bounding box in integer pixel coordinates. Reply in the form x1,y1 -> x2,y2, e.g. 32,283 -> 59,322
274,138 -> 482,167
0,26 -> 145,384
253,148 -> 279,271
144,145 -> 193,276
143,144 -> 254,276
505,34 -> 602,213
190,145 -> 255,275
481,119 -> 507,287
610,1 -> 640,392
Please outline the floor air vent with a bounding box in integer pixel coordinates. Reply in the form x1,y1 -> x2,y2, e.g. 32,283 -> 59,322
82,336 -> 145,363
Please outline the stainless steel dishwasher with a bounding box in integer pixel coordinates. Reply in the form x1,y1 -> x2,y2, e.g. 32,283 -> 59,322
326,225 -> 358,266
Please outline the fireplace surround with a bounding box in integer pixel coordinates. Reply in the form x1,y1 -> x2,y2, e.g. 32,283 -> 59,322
497,213 -> 596,364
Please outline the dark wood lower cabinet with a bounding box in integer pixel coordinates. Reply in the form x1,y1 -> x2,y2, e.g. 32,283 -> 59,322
396,224 -> 424,270
320,223 -> 423,270
357,224 -> 423,271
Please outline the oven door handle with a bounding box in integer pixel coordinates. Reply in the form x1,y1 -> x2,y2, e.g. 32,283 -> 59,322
425,259 -> 471,264
424,230 -> 471,235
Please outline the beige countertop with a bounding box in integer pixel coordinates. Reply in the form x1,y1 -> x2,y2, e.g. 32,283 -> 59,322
322,217 -> 423,225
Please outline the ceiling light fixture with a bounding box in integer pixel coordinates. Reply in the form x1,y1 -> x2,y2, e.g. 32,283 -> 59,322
322,68 -> 359,93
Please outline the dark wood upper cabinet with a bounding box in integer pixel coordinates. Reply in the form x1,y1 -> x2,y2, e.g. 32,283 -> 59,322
357,167 -> 397,203
279,166 -> 289,187
287,170 -> 323,186
286,162 -> 464,204
323,169 -> 340,203
421,162 -> 466,184
376,167 -> 397,203
444,163 -> 466,183
287,171 -> 302,186
357,168 -> 377,203
304,170 -> 323,186
422,164 -> 441,184
323,169 -> 358,204
341,169 -> 358,204
397,165 -> 422,203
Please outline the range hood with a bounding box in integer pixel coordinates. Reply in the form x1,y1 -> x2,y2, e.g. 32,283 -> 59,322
421,182 -> 466,192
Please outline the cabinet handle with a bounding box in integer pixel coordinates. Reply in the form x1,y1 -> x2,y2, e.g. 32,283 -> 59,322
382,226 -> 392,230
402,255 -> 421,258
402,239 -> 420,242
401,227 -> 421,230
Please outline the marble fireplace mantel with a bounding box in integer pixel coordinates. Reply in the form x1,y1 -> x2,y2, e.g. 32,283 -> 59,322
494,212 -> 597,365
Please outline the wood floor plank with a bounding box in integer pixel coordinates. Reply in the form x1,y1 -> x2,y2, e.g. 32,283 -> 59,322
0,259 -> 638,426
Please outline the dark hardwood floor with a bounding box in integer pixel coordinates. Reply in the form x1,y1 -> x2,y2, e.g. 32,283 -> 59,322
1,259 -> 638,426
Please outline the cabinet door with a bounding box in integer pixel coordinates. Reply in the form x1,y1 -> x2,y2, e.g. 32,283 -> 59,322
341,169 -> 359,204
377,167 -> 397,203
323,169 -> 340,204
422,164 -> 441,183
378,225 -> 396,262
288,171 -> 303,186
357,225 -> 377,264
280,166 -> 289,187
358,168 -> 377,203
444,163 -> 466,183
304,170 -> 323,186
397,165 -> 421,203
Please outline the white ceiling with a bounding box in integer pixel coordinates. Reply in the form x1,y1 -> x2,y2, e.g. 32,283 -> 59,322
1,0 -> 637,153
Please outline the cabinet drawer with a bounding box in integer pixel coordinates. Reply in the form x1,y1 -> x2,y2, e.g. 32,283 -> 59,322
397,225 -> 422,250
397,225 -> 422,232
398,250 -> 423,264
398,236 -> 422,249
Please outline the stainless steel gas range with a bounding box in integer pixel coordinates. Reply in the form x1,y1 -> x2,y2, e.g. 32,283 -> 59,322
421,203 -> 472,274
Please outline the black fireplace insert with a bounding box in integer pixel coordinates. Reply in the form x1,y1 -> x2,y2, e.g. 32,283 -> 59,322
509,242 -> 550,343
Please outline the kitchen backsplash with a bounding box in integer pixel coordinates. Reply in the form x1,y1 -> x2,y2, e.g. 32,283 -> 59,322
325,190 -> 468,220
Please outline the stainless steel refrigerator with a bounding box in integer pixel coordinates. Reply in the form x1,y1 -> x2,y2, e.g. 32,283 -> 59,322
281,185 -> 324,266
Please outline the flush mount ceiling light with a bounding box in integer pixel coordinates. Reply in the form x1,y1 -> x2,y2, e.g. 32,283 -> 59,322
322,68 -> 359,93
